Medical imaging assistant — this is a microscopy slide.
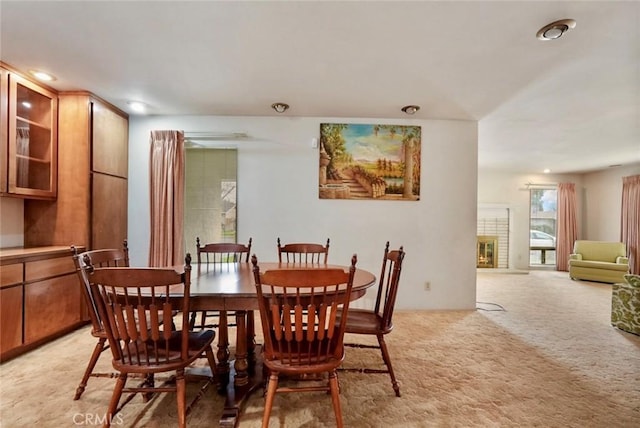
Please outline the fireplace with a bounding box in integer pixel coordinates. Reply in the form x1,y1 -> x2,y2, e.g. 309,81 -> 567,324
477,236 -> 498,268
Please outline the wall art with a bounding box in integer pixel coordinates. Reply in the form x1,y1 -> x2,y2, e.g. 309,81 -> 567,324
319,123 -> 421,200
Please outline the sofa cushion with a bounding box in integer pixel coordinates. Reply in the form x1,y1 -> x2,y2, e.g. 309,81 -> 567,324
569,260 -> 630,271
573,240 -> 626,263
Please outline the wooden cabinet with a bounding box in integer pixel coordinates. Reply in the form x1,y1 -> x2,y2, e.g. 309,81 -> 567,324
0,263 -> 23,356
0,63 -> 58,199
0,247 -> 84,362
24,92 -> 128,250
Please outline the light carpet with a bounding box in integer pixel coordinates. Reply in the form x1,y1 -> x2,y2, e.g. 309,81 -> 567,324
1,270 -> 638,427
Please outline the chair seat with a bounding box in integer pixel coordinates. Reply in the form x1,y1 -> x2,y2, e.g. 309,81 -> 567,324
341,309 -> 393,335
115,330 -> 216,372
91,327 -> 106,338
265,354 -> 344,375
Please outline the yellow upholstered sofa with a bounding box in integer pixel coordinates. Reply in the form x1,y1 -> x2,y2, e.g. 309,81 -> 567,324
568,240 -> 629,284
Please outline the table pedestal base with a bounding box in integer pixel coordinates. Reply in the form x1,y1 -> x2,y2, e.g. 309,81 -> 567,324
219,345 -> 264,428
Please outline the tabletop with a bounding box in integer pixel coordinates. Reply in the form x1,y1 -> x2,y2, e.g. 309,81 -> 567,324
189,261 -> 375,295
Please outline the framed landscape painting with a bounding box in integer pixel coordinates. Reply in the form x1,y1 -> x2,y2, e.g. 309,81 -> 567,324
319,123 -> 421,200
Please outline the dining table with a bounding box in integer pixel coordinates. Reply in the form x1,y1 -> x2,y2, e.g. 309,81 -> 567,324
177,261 -> 377,428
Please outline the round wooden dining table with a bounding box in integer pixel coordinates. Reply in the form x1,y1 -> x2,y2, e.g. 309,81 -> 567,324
181,261 -> 376,428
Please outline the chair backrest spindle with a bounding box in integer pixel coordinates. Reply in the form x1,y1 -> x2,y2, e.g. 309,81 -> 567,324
196,237 -> 252,265
277,238 -> 330,264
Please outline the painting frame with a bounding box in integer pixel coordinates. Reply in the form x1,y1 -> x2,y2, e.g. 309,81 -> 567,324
319,123 -> 421,201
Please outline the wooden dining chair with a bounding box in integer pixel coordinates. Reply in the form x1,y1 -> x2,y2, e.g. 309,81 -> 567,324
190,237 -> 252,330
339,242 -> 405,397
252,254 -> 357,428
85,254 -> 217,428
71,241 -> 130,400
277,237 -> 330,264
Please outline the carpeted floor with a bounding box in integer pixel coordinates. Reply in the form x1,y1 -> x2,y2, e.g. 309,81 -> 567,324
1,270 -> 638,427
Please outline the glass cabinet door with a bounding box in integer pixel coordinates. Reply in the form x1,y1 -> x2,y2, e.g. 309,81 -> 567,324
6,73 -> 57,198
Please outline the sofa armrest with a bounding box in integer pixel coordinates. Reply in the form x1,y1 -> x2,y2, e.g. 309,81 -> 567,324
623,274 -> 640,287
616,256 -> 629,265
569,254 -> 582,261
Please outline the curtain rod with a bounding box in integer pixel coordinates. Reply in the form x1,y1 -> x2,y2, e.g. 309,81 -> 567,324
525,182 -> 558,188
183,131 -> 248,140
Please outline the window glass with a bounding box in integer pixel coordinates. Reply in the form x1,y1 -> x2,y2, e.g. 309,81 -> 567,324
529,188 -> 557,266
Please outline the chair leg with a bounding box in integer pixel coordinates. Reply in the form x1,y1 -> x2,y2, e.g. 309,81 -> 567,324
329,370 -> 344,428
176,369 -> 187,428
204,346 -> 217,377
262,373 -> 279,428
74,337 -> 107,400
141,373 -> 156,402
377,334 -> 400,397
105,373 -> 127,428
189,312 -> 197,330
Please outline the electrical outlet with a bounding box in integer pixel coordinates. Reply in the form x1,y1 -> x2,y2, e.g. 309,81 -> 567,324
424,281 -> 431,291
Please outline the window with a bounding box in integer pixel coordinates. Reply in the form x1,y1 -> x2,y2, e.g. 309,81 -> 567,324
184,149 -> 238,251
529,188 -> 557,266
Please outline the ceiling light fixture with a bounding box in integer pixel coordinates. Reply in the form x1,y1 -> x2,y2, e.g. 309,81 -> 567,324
127,101 -> 146,113
29,70 -> 56,82
271,102 -> 289,113
543,169 -> 551,174
401,105 -> 420,115
536,19 -> 576,41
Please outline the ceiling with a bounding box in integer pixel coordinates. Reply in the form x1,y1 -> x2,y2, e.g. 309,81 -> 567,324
1,1 -> 638,174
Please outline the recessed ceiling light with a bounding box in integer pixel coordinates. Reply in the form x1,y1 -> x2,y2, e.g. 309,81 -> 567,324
271,102 -> 289,113
543,169 -> 551,174
537,19 -> 576,41
401,105 -> 420,115
127,101 -> 146,113
29,70 -> 56,82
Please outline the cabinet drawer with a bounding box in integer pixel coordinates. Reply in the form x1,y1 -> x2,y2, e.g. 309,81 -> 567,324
25,257 -> 75,282
0,263 -> 23,287
24,273 -> 81,343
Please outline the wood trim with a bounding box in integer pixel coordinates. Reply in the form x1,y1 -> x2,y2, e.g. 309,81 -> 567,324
0,67 -> 8,193
0,246 -> 80,265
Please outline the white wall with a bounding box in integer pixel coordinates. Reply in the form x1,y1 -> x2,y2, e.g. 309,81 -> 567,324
581,163 -> 640,241
128,116 -> 478,310
0,197 -> 24,248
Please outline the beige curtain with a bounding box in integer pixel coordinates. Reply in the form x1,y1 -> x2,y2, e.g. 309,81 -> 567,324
621,175 -> 640,274
556,182 -> 578,272
148,130 -> 185,267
